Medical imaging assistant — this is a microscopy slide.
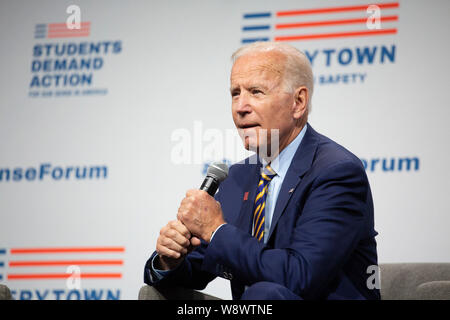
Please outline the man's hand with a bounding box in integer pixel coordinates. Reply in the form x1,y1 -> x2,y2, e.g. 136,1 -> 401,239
155,220 -> 201,270
177,189 -> 226,243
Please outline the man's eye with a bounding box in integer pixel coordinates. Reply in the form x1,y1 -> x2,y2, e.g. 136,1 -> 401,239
231,91 -> 240,97
252,89 -> 263,95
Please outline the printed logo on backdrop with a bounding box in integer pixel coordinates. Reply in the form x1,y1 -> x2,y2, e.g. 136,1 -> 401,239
0,163 -> 107,183
0,246 -> 124,300
29,6 -> 122,98
201,156 -> 419,175
241,2 -> 399,85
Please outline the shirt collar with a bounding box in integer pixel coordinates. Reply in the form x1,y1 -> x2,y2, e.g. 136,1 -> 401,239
261,124 -> 308,179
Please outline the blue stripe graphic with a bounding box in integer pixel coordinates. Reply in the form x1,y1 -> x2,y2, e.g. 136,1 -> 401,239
35,24 -> 47,38
243,12 -> 271,19
35,24 -> 47,32
241,37 -> 270,44
242,25 -> 270,31
0,249 -> 5,282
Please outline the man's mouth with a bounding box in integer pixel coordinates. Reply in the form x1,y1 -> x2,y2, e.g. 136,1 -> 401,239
239,124 -> 259,129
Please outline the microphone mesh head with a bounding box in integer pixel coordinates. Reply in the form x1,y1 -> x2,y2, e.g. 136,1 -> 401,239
207,162 -> 229,182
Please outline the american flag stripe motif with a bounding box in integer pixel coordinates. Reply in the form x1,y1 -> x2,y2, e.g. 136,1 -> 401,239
5,246 -> 124,280
242,2 -> 399,43
34,22 -> 91,39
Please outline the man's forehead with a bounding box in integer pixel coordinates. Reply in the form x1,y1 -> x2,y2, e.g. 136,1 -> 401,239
230,52 -> 285,85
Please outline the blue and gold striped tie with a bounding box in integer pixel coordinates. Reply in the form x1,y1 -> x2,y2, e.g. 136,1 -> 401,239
253,164 -> 277,242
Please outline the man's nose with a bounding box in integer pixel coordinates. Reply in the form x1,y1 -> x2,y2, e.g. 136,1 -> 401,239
235,92 -> 252,116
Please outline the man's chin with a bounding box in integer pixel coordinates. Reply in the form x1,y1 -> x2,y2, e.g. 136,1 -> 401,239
242,137 -> 258,152
245,144 -> 258,153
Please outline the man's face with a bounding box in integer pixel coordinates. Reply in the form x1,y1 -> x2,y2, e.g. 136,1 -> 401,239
230,51 -> 297,154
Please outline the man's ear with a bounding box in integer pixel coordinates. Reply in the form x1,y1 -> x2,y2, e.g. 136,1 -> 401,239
292,86 -> 308,120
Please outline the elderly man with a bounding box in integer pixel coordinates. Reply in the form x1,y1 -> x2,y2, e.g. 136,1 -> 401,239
143,42 -> 379,300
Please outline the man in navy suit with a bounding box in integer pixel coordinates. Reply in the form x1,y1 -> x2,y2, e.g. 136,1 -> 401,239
144,42 -> 380,300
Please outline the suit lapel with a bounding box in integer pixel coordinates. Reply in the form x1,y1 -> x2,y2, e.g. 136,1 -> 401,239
236,159 -> 262,235
267,172 -> 302,240
267,124 -> 320,240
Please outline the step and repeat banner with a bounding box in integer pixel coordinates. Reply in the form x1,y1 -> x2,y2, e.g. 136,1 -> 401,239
0,0 -> 449,299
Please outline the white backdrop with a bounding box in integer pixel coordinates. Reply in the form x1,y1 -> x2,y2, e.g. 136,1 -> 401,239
0,0 -> 449,300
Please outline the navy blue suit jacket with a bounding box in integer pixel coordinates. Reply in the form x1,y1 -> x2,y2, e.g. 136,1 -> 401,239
144,124 -> 380,300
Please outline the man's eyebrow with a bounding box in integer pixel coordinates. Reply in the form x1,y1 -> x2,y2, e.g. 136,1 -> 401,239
230,81 -> 269,91
248,83 -> 269,91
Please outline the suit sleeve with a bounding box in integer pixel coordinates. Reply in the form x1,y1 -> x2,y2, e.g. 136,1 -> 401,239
144,241 -> 216,291
201,160 -> 369,299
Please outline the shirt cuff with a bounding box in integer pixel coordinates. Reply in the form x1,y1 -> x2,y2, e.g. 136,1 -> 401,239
210,223 -> 227,242
151,254 -> 173,280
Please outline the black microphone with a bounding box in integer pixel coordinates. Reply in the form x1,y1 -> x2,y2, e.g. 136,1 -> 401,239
200,162 -> 229,196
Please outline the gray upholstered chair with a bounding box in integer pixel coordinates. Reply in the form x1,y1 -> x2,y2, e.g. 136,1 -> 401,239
380,263 -> 450,300
138,284 -> 220,300
0,284 -> 13,300
139,263 -> 450,300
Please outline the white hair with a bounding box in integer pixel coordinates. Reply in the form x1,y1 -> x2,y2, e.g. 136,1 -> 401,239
231,41 -> 314,112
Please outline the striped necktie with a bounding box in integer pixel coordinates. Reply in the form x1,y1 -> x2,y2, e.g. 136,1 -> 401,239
253,164 -> 277,242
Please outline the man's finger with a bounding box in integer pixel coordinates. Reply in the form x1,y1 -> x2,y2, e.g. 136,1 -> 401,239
156,244 -> 182,259
187,236 -> 202,254
158,237 -> 188,256
185,189 -> 194,197
167,229 -> 191,248
160,227 -> 190,249
170,219 -> 192,240
190,236 -> 201,247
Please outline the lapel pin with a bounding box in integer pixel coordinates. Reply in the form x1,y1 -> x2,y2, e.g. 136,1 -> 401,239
243,191 -> 249,201
288,188 -> 295,193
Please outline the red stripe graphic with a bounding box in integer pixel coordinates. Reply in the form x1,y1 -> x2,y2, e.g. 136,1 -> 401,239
8,273 -> 122,280
9,260 -> 123,267
48,22 -> 91,29
8,246 -> 124,280
45,21 -> 91,38
48,29 -> 90,34
275,28 -> 397,41
276,15 -> 398,29
48,33 -> 90,38
277,2 -> 399,16
10,247 -> 125,254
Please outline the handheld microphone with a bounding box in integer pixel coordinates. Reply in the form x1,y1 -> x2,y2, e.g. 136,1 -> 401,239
200,162 -> 229,196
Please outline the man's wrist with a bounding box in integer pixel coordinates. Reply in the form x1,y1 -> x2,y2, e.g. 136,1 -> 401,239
209,223 -> 227,243
155,254 -> 183,271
